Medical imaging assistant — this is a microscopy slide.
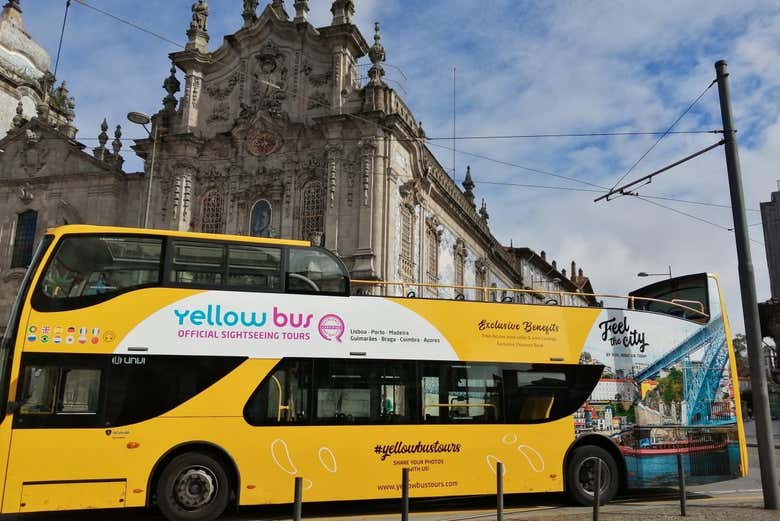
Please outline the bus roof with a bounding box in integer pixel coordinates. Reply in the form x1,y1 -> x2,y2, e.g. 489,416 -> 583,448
44,224 -> 311,247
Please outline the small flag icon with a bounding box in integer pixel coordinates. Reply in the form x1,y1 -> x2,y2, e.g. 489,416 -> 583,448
41,326 -> 51,335
66,336 -> 74,344
27,335 -> 37,343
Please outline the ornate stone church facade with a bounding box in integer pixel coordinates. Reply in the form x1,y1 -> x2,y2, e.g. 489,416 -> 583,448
0,0 -> 597,335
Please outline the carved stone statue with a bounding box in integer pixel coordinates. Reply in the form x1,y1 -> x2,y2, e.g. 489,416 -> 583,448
242,0 -> 258,26
190,0 -> 208,31
243,0 -> 258,14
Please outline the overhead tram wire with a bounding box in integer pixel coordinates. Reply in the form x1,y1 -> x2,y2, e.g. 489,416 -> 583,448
39,130 -> 723,144
53,0 -> 72,77
71,0 -> 185,50
609,78 -> 718,191
424,130 -> 722,140
635,196 -> 765,247
594,139 -> 726,202
638,194 -> 760,213
427,141 -> 608,190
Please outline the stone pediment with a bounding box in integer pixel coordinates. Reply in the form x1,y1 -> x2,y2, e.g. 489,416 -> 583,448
0,120 -> 117,181
173,2 -> 366,135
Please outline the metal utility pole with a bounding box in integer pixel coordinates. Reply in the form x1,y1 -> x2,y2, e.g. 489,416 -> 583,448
716,59 -> 779,510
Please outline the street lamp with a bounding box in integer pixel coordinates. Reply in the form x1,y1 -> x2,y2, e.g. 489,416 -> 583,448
637,265 -> 672,279
127,111 -> 158,228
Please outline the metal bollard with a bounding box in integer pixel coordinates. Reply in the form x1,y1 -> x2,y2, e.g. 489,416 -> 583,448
293,476 -> 303,521
401,467 -> 410,521
497,461 -> 504,521
677,453 -> 687,516
593,459 -> 601,521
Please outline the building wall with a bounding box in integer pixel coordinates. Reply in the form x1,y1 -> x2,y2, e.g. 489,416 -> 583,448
762,190 -> 780,299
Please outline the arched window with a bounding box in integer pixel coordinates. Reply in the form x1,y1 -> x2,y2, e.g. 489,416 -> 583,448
301,181 -> 323,241
425,228 -> 439,283
399,205 -> 415,282
249,199 -> 272,237
11,209 -> 37,268
454,239 -> 466,293
201,190 -> 225,234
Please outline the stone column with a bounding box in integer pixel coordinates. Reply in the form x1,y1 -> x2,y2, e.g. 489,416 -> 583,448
352,137 -> 377,277
323,143 -> 342,250
181,69 -> 204,131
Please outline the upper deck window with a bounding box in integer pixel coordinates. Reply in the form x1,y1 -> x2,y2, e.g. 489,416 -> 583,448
33,235 -> 162,311
287,248 -> 349,295
629,273 -> 709,323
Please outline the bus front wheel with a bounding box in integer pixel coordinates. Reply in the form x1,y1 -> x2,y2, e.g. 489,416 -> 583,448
565,445 -> 619,506
157,452 -> 230,521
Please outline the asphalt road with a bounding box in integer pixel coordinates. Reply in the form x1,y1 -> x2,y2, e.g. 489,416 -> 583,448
5,440 -> 778,521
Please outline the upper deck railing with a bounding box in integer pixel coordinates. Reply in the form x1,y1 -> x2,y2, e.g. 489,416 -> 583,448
350,279 -> 710,321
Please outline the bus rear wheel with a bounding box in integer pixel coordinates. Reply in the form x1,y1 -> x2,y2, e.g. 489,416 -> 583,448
565,445 -> 619,506
157,452 -> 230,521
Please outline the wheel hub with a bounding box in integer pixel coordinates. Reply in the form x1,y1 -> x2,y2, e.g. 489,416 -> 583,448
174,466 -> 218,510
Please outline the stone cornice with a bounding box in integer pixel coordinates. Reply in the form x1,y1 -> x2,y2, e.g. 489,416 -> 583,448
317,24 -> 369,57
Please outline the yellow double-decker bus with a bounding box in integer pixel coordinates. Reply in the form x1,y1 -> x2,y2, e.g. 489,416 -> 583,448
0,225 -> 746,521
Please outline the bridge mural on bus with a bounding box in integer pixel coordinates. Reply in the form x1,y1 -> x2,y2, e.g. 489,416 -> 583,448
575,277 -> 742,488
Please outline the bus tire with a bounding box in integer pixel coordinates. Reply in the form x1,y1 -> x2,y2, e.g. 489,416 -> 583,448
565,445 -> 619,506
156,452 -> 230,521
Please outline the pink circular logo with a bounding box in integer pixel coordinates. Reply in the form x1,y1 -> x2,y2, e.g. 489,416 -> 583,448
318,314 -> 345,343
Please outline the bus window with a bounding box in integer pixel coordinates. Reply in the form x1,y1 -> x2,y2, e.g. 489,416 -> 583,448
310,359 -> 416,424
629,273 -> 709,323
421,363 -> 502,424
286,248 -> 349,295
244,359 -> 312,425
19,366 -> 101,416
503,364 -> 603,423
226,245 -> 281,290
33,235 -> 162,311
170,241 -> 225,285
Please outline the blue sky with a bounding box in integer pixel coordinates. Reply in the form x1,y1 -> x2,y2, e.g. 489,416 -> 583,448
22,0 -> 780,334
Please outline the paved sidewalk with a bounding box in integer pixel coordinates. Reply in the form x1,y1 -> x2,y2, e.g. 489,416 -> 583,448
501,503 -> 777,521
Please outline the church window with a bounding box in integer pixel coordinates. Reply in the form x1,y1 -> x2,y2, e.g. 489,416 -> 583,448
454,239 -> 466,294
201,190 -> 225,234
250,199 -> 272,238
301,181 -> 324,242
399,205 -> 414,281
425,228 -> 439,284
11,210 -> 37,268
